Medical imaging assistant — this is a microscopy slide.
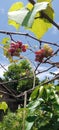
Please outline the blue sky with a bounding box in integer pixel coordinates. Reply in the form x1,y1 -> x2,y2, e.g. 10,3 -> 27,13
0,0 -> 59,79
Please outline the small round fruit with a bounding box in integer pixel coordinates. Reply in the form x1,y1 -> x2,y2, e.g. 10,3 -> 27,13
43,44 -> 50,51
17,41 -> 22,48
22,45 -> 26,52
10,42 -> 16,48
8,47 -> 16,53
48,48 -> 53,56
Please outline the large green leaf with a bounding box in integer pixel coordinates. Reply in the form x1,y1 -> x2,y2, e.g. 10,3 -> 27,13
8,2 -> 49,38
23,2 -> 49,27
25,120 -> 34,130
8,8 -> 29,25
27,6 -> 54,38
8,1 -> 54,38
25,116 -> 36,130
30,86 -> 39,100
8,2 -> 24,29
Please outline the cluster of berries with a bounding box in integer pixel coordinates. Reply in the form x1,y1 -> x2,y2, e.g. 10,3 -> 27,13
8,41 -> 28,56
35,44 -> 53,62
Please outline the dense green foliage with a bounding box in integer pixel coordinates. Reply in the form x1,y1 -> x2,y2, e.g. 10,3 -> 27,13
4,60 -> 39,92
0,83 -> 59,130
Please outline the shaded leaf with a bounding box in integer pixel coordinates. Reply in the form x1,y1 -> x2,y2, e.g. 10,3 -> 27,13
30,86 -> 39,100
25,120 -> 34,130
39,86 -> 47,100
25,116 -> 37,130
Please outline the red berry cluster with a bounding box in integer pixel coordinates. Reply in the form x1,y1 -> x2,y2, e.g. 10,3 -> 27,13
8,41 -> 27,56
35,44 -> 53,62
35,49 -> 45,62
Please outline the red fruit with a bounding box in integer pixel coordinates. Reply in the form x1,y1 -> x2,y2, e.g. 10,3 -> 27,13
8,48 -> 15,53
35,50 -> 41,55
35,54 -> 43,62
15,43 -> 20,49
8,47 -> 16,56
22,45 -> 26,52
10,42 -> 16,48
17,41 -> 22,48
41,49 -> 45,54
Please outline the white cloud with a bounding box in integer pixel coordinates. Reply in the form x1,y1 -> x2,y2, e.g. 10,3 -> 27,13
54,69 -> 59,74
0,65 -> 8,78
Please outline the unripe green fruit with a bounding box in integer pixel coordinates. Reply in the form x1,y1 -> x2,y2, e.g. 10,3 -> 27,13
48,48 -> 53,55
43,44 -> 50,51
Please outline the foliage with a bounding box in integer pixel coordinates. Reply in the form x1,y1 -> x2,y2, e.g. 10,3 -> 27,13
0,111 -> 23,130
0,83 -> 59,130
3,59 -> 39,92
24,84 -> 59,130
8,1 -> 54,38
0,102 -> 8,113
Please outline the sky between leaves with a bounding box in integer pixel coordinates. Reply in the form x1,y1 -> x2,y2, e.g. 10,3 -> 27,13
0,0 -> 59,79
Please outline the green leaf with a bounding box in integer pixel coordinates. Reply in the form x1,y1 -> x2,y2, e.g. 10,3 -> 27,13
8,2 -> 24,12
8,19 -> 20,30
30,86 -> 39,100
8,8 -> 29,25
54,94 -> 59,105
39,86 -> 47,100
28,98 -> 43,112
25,116 -> 37,130
23,2 -> 49,27
37,0 -> 51,2
28,100 -> 40,112
0,102 -> 8,112
8,1 -> 54,38
25,120 -> 34,130
8,2 -> 24,29
1,37 -> 10,44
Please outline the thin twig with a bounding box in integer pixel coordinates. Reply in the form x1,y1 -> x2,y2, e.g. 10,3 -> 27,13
0,30 -> 59,47
36,65 -> 54,75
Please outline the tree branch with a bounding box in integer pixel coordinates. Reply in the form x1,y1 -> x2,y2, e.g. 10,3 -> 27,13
0,30 -> 59,47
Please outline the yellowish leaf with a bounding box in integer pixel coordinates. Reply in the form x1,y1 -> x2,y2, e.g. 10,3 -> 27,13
8,19 -> 20,30
8,2 -> 24,29
26,3 -> 33,10
9,2 -> 24,12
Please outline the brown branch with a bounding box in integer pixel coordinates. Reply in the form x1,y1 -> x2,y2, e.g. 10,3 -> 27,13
36,65 -> 54,75
28,0 -> 35,4
0,30 -> 59,47
0,84 -> 17,98
41,74 -> 59,85
0,63 -> 7,71
16,74 -> 59,98
46,61 -> 59,68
